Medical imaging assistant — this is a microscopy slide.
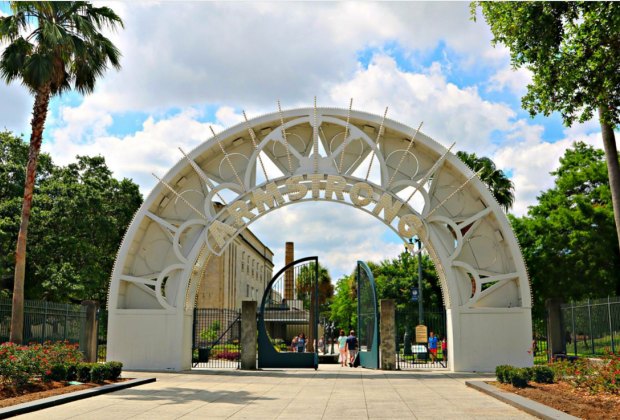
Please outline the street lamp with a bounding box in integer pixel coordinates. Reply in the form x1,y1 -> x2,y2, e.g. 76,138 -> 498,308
415,237 -> 424,325
329,321 -> 335,355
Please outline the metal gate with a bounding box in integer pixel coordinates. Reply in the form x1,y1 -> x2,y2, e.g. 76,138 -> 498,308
357,261 -> 379,369
192,308 -> 241,368
396,305 -> 447,369
258,256 -> 319,369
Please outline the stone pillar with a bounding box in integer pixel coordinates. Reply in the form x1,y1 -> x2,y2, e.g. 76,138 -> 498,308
80,301 -> 99,362
380,299 -> 396,370
284,242 -> 294,300
241,300 -> 257,370
546,298 -> 565,357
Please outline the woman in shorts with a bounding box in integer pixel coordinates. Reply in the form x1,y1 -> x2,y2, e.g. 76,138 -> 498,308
337,330 -> 348,367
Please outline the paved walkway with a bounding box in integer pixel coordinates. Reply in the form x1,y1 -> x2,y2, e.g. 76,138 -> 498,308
17,365 -> 534,419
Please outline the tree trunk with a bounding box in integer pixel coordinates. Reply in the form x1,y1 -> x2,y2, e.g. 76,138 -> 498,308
10,85 -> 51,344
598,107 -> 620,254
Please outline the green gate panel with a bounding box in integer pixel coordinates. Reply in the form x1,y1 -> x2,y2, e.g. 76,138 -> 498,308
357,261 -> 379,369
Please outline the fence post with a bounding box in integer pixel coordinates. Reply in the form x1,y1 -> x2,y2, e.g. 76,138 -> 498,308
545,298 -> 565,358
241,300 -> 257,370
571,305 -> 577,356
587,299 -> 595,355
380,299 -> 396,370
80,301 -> 99,362
608,297 -> 615,354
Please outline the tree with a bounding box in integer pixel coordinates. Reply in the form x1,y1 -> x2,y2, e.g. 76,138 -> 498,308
510,142 -> 620,319
473,2 -> 620,251
296,262 -> 333,314
0,2 -> 124,343
457,151 -> 515,212
330,275 -> 357,331
0,132 -> 142,303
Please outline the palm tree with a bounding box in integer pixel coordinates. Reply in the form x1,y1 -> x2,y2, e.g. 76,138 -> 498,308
457,151 -> 515,212
0,2 -> 123,343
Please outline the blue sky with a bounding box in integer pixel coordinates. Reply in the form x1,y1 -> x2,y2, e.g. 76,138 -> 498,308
0,1 -> 610,280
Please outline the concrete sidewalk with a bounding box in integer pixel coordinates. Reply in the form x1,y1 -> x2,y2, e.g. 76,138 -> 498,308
16,365 -> 534,419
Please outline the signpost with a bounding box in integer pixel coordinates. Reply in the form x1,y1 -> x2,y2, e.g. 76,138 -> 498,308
415,324 -> 428,343
411,287 -> 419,302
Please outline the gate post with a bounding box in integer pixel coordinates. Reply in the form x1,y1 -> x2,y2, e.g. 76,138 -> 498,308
380,299 -> 396,370
545,298 -> 565,358
80,300 -> 99,363
241,300 -> 257,370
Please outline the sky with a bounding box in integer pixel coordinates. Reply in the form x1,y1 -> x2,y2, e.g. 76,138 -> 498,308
0,1 -> 613,281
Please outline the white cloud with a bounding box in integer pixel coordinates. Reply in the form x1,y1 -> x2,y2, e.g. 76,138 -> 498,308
488,67 -> 533,96
327,55 -> 516,154
493,125 -> 607,216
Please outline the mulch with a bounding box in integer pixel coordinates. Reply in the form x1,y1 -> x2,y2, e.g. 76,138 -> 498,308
492,381 -> 620,419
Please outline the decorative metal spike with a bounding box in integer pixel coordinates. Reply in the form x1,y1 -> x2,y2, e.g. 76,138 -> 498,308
365,107 -> 389,181
210,126 -> 246,192
178,147 -> 227,204
243,110 -> 270,183
404,142 -> 456,205
313,96 -> 319,174
427,168 -> 483,218
387,121 -> 423,189
277,100 -> 294,174
337,98 -> 354,174
152,173 -> 207,219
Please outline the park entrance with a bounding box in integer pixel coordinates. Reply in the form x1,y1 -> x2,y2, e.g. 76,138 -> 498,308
106,105 -> 533,372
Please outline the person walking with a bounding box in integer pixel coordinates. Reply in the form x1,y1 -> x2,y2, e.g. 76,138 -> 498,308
337,330 -> 348,367
296,332 -> 306,353
428,331 -> 438,362
346,330 -> 358,367
441,336 -> 447,362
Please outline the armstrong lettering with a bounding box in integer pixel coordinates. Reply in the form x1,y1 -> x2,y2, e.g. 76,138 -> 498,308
204,174 -> 424,254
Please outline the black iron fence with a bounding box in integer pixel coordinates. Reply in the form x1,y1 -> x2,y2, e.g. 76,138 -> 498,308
193,308 -> 241,368
0,298 -> 87,345
532,318 -> 549,364
395,305 -> 447,369
562,296 -> 620,357
97,308 -> 107,362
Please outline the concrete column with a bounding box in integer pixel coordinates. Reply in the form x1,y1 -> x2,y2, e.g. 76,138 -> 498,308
546,298 -> 565,357
241,300 -> 257,370
80,300 -> 99,363
380,299 -> 396,370
284,242 -> 294,300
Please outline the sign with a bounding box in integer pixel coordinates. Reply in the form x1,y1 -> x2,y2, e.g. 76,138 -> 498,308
415,324 -> 428,343
411,287 -> 419,302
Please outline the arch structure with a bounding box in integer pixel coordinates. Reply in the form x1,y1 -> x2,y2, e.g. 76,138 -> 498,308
107,107 -> 533,372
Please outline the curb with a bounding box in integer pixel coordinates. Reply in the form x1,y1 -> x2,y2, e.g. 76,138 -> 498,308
466,381 -> 579,420
0,377 -> 156,419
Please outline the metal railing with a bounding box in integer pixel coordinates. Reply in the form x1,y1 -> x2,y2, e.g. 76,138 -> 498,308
192,308 -> 241,368
562,296 -> 620,357
0,298 -> 87,345
396,305 -> 447,369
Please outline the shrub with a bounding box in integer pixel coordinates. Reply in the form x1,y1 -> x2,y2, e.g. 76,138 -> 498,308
495,365 -> 514,384
510,368 -> 530,388
90,363 -> 110,383
107,361 -> 123,380
77,362 -> 93,382
49,364 -> 68,381
66,364 -> 78,381
529,365 -> 554,384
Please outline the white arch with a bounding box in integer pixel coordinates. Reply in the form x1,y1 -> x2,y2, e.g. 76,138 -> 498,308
107,107 -> 532,372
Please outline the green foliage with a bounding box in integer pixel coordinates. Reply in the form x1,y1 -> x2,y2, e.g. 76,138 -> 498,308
107,361 -> 123,380
529,365 -> 555,384
473,2 -> 620,127
457,151 -> 515,211
510,142 -> 620,318
200,320 -> 222,342
330,275 -> 357,331
0,341 -> 84,388
76,362 -> 93,382
296,262 -> 334,315
550,356 -> 620,394
0,2 -> 124,96
495,364 -> 514,384
369,251 -> 441,310
90,363 -> 110,383
0,132 -> 142,302
509,368 -> 530,388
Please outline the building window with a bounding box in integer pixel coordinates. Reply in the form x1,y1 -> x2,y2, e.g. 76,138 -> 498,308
246,285 -> 249,297
241,252 -> 245,270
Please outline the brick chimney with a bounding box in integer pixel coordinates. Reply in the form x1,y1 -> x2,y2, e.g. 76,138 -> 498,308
285,242 -> 294,300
